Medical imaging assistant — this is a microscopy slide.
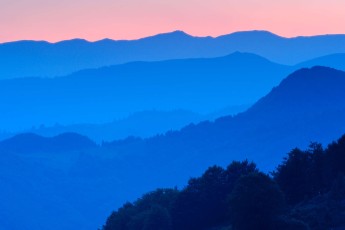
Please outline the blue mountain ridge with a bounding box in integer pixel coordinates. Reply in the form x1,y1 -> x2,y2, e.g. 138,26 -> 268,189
1,30 -> 345,79
0,52 -> 292,131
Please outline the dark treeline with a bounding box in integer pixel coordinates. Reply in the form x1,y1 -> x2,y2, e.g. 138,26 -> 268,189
102,134 -> 345,230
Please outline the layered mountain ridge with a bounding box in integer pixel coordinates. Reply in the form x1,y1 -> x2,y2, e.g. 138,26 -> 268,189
2,30 -> 345,79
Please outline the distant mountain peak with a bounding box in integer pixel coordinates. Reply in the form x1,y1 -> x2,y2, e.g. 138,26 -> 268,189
55,38 -> 90,44
218,30 -> 283,39
143,30 -> 193,40
246,66 -> 345,115
218,51 -> 275,64
280,66 -> 343,84
277,66 -> 345,95
296,54 -> 345,72
170,30 -> 190,35
233,30 -> 278,35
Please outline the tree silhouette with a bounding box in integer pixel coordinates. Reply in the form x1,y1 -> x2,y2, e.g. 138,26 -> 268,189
229,172 -> 285,230
273,148 -> 313,204
103,136 -> 345,230
143,205 -> 172,230
172,161 -> 257,230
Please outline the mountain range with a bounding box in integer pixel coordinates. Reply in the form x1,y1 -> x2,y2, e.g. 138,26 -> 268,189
1,66 -> 345,229
2,50 -> 345,135
0,52 -> 292,131
1,30 -> 345,79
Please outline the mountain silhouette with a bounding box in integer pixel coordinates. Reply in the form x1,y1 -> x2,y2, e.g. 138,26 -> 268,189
296,53 -> 345,71
0,132 -> 97,154
1,67 -> 345,230
247,66 -> 345,113
1,30 -> 345,79
0,52 -> 291,131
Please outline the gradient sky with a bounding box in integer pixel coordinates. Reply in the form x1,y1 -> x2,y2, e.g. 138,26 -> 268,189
1,0 -> 345,42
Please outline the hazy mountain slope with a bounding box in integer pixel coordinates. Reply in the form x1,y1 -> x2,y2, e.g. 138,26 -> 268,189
20,106 -> 248,143
25,110 -> 203,143
1,30 -> 345,79
0,52 -> 292,131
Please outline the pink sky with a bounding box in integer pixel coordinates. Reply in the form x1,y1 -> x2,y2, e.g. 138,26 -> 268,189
1,0 -> 345,43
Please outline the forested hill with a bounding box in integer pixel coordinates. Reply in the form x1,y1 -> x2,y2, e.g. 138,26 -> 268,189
102,134 -> 345,230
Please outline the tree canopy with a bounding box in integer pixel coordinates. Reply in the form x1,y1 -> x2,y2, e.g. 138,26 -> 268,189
103,134 -> 345,230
